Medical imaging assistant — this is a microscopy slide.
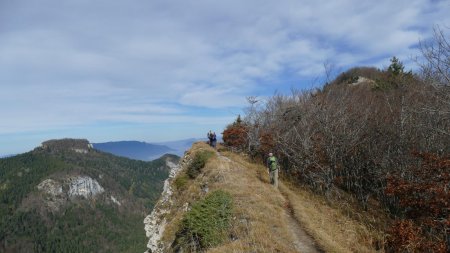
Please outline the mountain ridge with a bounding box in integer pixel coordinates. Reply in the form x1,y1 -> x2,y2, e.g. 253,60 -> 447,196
93,140 -> 175,161
93,138 -> 203,161
144,142 -> 385,252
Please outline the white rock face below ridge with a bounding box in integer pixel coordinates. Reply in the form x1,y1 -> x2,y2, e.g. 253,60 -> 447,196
144,159 -> 182,253
68,176 -> 105,198
37,176 -> 105,199
72,148 -> 89,154
36,175 -> 105,211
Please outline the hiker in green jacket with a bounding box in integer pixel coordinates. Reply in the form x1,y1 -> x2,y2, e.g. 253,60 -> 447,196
267,153 -> 278,187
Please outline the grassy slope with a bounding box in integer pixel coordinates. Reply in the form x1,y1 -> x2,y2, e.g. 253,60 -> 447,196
163,142 -> 386,252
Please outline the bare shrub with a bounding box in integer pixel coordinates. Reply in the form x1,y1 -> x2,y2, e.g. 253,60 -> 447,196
227,27 -> 450,251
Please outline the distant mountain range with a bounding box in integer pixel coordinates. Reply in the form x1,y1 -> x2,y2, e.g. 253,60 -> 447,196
93,141 -> 174,161
155,138 -> 206,156
0,138 -> 178,253
0,138 -> 204,161
0,154 -> 15,158
93,138 -> 203,161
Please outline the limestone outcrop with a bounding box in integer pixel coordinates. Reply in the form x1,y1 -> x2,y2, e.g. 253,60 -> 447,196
36,175 -> 105,211
144,157 -> 183,253
67,176 -> 104,198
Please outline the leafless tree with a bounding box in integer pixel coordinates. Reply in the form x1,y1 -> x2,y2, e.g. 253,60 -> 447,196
419,25 -> 450,87
416,25 -> 450,137
227,26 -> 450,250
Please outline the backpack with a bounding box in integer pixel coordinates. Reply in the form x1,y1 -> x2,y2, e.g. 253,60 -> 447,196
268,156 -> 277,171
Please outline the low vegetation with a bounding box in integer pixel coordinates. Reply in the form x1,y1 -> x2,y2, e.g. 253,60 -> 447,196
187,150 -> 214,178
173,173 -> 189,190
174,190 -> 233,251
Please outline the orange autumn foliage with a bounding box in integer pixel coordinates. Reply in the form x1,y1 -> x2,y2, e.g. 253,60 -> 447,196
385,152 -> 450,252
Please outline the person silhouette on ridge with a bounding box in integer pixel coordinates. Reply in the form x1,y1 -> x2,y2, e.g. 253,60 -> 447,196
207,130 -> 213,146
211,132 -> 217,149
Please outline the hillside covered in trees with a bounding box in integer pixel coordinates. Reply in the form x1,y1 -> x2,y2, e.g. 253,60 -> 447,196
222,28 -> 450,252
0,139 -> 178,253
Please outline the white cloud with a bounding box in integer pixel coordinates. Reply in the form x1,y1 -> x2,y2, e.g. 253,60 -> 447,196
0,0 -> 448,143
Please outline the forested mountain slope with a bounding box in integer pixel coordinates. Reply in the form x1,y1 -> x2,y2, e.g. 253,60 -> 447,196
0,138 -> 178,253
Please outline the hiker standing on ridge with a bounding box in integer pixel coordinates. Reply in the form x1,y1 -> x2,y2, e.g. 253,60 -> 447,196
207,130 -> 213,147
267,152 -> 278,187
211,132 -> 217,149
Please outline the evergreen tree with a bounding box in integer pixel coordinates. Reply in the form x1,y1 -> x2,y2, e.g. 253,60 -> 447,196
387,56 -> 405,76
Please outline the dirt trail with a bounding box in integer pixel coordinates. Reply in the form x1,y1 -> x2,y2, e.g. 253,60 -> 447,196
218,152 -> 323,253
281,191 -> 323,253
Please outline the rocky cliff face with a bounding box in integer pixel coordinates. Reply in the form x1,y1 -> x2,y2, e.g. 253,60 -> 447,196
143,155 -> 185,253
36,175 -> 107,211
67,176 -> 105,198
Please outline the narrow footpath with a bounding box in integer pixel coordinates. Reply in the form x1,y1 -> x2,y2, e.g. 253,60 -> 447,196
218,151 -> 323,253
281,189 -> 323,253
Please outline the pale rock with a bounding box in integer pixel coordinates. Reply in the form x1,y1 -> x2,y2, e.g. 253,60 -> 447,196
350,76 -> 376,86
144,159 -> 182,253
37,179 -> 64,211
182,202 -> 189,212
36,176 -> 105,211
111,195 -> 121,206
37,179 -> 63,196
68,176 -> 104,198
72,148 -> 88,154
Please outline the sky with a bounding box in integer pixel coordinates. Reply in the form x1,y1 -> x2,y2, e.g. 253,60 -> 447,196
1,0 -> 449,155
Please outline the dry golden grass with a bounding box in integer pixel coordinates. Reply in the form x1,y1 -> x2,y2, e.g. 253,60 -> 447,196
206,152 -> 298,253
159,142 -> 387,252
278,182 -> 386,253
